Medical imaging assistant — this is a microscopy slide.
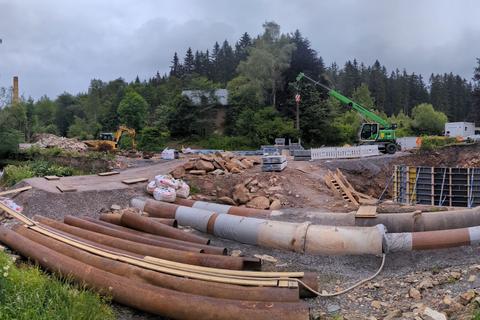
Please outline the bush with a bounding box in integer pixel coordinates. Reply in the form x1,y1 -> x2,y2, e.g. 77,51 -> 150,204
411,103 -> 447,135
196,135 -> 253,150
0,250 -> 114,320
1,161 -> 78,186
137,126 -> 170,152
0,130 -> 22,159
1,164 -> 35,186
419,136 -> 458,151
236,106 -> 298,146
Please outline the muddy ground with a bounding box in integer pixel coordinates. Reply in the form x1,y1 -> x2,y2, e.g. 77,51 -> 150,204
2,144 -> 480,319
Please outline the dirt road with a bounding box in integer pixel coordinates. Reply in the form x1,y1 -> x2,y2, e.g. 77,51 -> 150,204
25,159 -> 185,194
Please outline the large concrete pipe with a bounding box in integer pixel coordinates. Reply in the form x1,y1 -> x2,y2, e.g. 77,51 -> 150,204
288,207 -> 480,233
132,198 -> 385,255
87,217 -> 227,255
385,225 -> 480,252
14,225 -> 300,302
35,216 -> 260,270
0,226 -> 310,320
64,215 -> 203,253
119,211 -> 209,244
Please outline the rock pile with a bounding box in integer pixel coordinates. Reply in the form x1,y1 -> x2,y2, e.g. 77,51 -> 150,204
170,152 -> 261,178
218,175 -> 285,210
32,134 -> 88,152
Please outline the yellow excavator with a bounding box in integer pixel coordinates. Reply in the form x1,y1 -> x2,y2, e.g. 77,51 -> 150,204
84,125 -> 136,152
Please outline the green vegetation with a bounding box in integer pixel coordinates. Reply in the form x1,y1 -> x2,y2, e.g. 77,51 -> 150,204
419,136 -> 458,151
1,22 -> 478,154
0,250 -> 114,320
1,161 -> 80,186
411,103 -> 448,135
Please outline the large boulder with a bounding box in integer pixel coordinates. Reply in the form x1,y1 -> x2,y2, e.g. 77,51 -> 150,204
241,158 -> 254,169
232,184 -> 250,204
184,161 -> 195,170
246,196 -> 270,210
218,196 -> 236,206
225,161 -> 240,172
269,199 -> 282,210
170,166 -> 186,179
195,160 -> 215,172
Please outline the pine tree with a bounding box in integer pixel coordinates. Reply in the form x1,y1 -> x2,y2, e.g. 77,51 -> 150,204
170,52 -> 180,77
235,32 -> 252,63
183,48 -> 195,76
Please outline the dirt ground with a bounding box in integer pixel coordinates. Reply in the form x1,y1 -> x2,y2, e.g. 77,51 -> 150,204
2,145 -> 480,319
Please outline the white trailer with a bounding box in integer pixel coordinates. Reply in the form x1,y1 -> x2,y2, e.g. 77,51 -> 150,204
444,122 -> 475,138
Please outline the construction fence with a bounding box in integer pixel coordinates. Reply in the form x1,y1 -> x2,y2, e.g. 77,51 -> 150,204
311,145 -> 380,160
393,165 -> 480,208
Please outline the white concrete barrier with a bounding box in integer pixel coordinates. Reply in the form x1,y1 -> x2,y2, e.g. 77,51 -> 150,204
311,145 -> 380,160
396,137 -> 419,150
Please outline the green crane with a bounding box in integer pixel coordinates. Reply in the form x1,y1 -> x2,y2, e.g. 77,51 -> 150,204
296,72 -> 400,154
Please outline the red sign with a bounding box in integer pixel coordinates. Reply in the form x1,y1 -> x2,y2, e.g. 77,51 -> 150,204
295,94 -> 301,103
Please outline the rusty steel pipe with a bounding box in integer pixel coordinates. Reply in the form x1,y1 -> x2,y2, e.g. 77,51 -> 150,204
150,217 -> 178,228
14,225 -> 300,302
99,213 -> 123,225
0,226 -> 310,320
64,215 -> 203,253
87,217 -> 227,255
101,213 -> 179,228
132,198 -> 385,255
385,225 -> 480,252
35,216 -> 258,270
121,211 -> 209,245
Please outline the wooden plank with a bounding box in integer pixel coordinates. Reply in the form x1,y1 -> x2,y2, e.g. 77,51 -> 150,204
44,175 -> 60,180
97,171 -> 120,176
335,168 -> 374,201
0,186 -> 32,196
56,185 -> 77,193
355,205 -> 377,218
122,178 -> 148,185
324,171 -> 343,199
333,172 -> 359,206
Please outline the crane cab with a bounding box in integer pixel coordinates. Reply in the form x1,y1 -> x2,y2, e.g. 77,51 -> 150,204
359,123 -> 399,154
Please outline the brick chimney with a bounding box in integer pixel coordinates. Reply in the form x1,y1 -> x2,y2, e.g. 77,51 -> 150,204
13,76 -> 19,104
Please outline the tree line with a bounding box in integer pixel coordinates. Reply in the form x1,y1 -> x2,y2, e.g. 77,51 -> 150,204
1,21 -> 480,156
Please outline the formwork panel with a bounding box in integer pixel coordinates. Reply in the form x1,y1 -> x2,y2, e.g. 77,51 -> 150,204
394,165 -> 480,208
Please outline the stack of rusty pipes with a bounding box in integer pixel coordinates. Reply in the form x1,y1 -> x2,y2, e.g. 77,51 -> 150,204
132,198 -> 480,254
0,202 -> 316,320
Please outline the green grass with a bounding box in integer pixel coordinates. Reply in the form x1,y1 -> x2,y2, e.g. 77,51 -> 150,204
1,160 -> 83,187
0,250 -> 115,320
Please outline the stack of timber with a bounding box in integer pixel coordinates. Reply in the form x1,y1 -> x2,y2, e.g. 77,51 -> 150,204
0,200 -> 315,320
262,155 -> 288,172
324,169 -> 376,206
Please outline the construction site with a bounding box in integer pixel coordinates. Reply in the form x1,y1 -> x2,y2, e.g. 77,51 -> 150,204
2,2 -> 480,320
0,132 -> 479,320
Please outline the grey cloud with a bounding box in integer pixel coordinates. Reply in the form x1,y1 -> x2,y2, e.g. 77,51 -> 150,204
0,0 -> 479,99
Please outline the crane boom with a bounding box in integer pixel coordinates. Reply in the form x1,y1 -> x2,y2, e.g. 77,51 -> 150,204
296,72 -> 399,154
296,72 -> 393,129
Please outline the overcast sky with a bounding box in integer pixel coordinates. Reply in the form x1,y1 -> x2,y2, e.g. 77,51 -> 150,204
1,0 -> 479,99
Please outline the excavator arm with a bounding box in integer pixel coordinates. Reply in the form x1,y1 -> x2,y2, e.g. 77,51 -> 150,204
114,126 -> 137,149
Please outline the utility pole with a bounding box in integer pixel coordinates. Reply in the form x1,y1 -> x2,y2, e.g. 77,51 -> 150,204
295,93 -> 301,130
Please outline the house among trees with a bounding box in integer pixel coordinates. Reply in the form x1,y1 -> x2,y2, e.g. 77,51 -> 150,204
181,89 -> 229,106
